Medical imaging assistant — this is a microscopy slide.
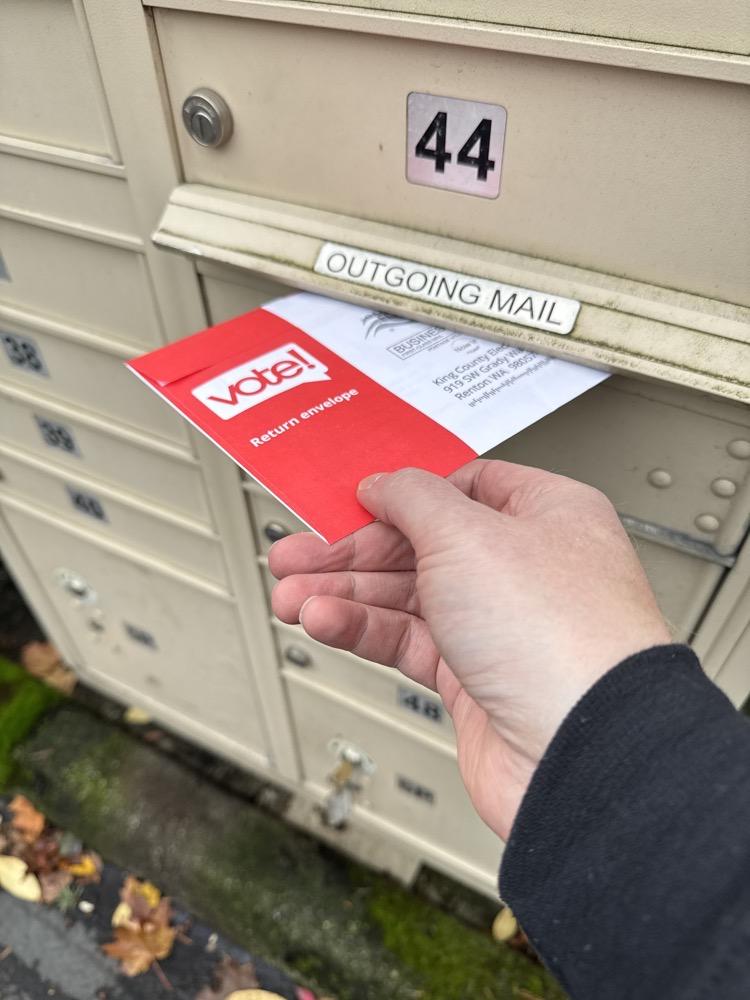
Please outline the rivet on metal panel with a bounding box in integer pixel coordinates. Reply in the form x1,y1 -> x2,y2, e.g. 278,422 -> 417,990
711,478 -> 737,499
181,89 -> 233,148
647,469 -> 673,489
264,521 -> 291,543
727,439 -> 750,460
695,513 -> 721,533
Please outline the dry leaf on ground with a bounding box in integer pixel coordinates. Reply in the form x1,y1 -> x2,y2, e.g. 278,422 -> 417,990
102,876 -> 177,977
9,796 -> 45,844
121,876 -> 162,919
491,905 -> 518,942
60,852 -> 102,882
0,855 -> 42,902
123,706 -> 152,725
225,992 -> 286,1000
20,641 -> 77,695
195,955 -> 260,1000
103,923 -> 177,977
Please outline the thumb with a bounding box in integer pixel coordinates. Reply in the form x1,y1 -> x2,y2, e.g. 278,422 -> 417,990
357,468 -> 474,553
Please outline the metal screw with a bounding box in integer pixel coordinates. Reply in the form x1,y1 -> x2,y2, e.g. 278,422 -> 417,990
181,89 -> 233,148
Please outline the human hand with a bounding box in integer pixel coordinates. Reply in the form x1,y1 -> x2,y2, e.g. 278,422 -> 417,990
269,461 -> 671,840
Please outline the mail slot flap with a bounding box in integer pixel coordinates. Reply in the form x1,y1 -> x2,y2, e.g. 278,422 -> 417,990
154,185 -> 750,403
272,0 -> 750,55
156,12 -> 750,303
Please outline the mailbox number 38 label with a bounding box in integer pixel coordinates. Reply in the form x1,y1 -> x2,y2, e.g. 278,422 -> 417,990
406,92 -> 507,199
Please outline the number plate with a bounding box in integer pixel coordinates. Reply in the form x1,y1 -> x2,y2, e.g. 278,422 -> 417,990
1,331 -> 48,376
35,415 -> 81,457
406,92 -> 506,199
397,686 -> 444,724
66,486 -> 108,522
124,622 -> 158,649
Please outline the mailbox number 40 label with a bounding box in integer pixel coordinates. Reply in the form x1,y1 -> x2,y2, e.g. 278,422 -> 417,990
406,92 -> 507,199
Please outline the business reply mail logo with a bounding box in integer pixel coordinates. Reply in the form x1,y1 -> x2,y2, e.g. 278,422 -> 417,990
192,343 -> 330,420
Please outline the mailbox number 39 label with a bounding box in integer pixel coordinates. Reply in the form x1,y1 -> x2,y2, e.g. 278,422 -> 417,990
406,92 -> 507,199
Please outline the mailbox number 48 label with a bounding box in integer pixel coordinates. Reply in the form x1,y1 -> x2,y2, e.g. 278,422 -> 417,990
406,93 -> 507,199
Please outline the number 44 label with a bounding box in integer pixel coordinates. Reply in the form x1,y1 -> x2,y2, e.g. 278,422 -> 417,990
407,93 -> 507,199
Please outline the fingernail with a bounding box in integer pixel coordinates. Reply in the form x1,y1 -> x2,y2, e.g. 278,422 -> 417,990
358,473 -> 385,492
299,596 -> 316,626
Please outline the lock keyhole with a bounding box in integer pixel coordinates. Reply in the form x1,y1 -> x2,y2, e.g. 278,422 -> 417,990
182,89 -> 233,148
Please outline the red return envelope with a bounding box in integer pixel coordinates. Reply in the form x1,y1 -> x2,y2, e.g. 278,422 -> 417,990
128,293 -> 607,543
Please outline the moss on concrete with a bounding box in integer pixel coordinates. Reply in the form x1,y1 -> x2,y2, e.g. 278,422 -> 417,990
0,656 -> 60,789
366,875 -> 564,1000
16,704 -> 566,999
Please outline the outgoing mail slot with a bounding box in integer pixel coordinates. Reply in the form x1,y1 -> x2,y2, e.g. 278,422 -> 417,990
290,1 -> 748,54
152,8 -> 750,398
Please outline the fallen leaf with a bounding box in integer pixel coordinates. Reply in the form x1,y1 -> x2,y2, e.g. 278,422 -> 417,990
121,876 -> 162,920
9,796 -> 45,844
103,926 -> 175,977
0,855 -> 42,902
21,641 -> 77,695
102,876 -> 177,976
60,852 -> 101,881
491,906 -> 518,942
39,869 -> 73,904
195,955 -> 260,1000
23,831 -> 61,876
111,901 -> 134,928
226,993 -> 286,1000
123,706 -> 152,725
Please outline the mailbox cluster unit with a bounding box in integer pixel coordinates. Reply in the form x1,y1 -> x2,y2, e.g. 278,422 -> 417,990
1,0 -> 748,896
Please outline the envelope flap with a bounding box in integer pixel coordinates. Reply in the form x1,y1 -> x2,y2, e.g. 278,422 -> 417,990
130,307 -> 287,387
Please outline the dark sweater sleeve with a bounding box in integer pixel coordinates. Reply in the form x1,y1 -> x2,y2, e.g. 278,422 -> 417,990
499,644 -> 750,1000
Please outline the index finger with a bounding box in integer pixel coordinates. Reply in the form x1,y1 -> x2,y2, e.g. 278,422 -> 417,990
268,519 -> 415,578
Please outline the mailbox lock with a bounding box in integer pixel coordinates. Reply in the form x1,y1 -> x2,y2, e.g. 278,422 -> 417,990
284,645 -> 312,668
264,521 -> 291,544
54,568 -> 97,604
181,89 -> 233,148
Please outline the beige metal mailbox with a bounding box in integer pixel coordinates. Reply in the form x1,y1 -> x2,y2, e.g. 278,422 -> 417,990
0,217 -> 162,350
0,0 -> 748,899
0,391 -> 212,522
1,499 -> 269,768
